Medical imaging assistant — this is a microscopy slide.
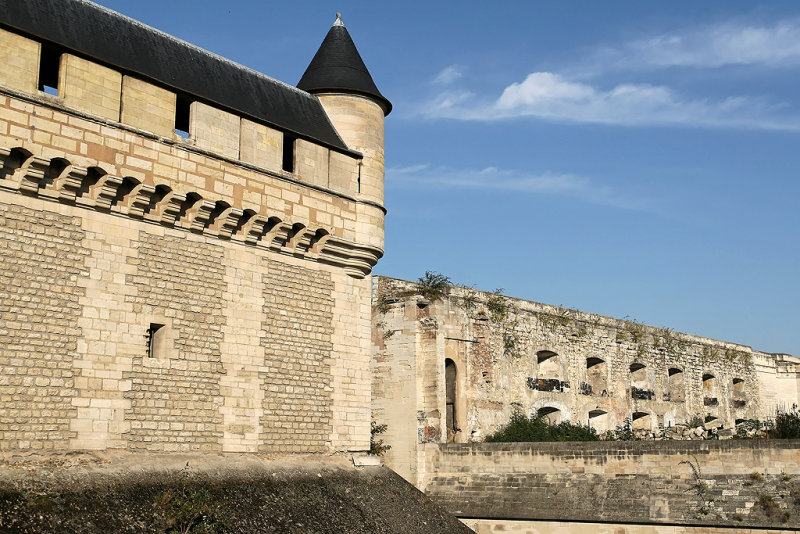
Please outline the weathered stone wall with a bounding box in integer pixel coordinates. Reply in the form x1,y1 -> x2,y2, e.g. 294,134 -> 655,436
0,185 -> 374,453
0,203 -> 86,451
123,232 -> 227,451
371,277 -> 800,482
260,260 -> 334,453
424,441 -> 800,530
0,21 -> 384,453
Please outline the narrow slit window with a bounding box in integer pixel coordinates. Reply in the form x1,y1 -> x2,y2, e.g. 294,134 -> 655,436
38,42 -> 62,95
282,133 -> 296,173
146,323 -> 165,358
174,95 -> 191,138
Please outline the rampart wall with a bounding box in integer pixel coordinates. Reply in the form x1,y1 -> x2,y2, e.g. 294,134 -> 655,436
0,23 -> 382,454
423,441 -> 800,532
371,277 -> 800,483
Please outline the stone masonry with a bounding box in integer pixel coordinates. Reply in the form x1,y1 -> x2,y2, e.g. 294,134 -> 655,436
372,276 -> 800,483
0,4 -> 388,454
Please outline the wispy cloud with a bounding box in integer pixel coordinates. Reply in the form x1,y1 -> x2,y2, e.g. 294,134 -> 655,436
614,19 -> 800,69
387,164 -> 647,210
424,71 -> 798,131
432,65 -> 463,84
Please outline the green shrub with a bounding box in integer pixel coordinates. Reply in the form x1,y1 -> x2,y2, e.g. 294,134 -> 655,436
772,406 -> 800,439
603,418 -> 640,441
484,410 -> 599,443
369,421 -> 391,456
415,271 -> 451,302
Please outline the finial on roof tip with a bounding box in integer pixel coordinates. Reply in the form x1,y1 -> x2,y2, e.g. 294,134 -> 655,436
333,12 -> 344,26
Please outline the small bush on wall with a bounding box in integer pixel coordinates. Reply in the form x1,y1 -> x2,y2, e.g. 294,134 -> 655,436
484,410 -> 599,443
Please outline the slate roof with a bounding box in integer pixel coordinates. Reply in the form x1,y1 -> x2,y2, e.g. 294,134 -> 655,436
298,14 -> 391,115
0,0 -> 357,155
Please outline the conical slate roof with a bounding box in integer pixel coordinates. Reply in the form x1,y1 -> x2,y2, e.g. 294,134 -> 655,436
298,14 -> 392,115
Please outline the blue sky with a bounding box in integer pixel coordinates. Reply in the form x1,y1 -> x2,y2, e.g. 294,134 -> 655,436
95,1 -> 799,356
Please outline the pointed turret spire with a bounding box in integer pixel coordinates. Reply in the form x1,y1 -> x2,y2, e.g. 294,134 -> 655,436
298,13 -> 391,115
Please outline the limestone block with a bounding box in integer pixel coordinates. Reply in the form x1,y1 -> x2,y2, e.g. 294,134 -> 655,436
328,150 -> 359,194
0,28 -> 40,94
120,76 -> 176,138
59,54 -> 122,121
295,139 -> 329,188
190,101 -> 240,159
239,118 -> 282,173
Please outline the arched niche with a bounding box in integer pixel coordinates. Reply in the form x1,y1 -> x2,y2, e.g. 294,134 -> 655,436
630,363 -> 654,400
705,415 -> 721,429
702,373 -> 716,391
537,406 -> 562,425
585,357 -> 607,396
588,409 -> 609,432
666,367 -> 684,402
732,377 -> 745,395
631,411 -> 651,431
702,373 -> 718,407
536,350 -> 560,379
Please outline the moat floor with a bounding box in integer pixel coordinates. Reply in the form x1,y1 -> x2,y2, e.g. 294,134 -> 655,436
0,452 -> 472,533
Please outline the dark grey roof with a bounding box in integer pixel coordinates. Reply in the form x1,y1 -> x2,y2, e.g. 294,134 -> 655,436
298,14 -> 391,116
0,0 -> 357,155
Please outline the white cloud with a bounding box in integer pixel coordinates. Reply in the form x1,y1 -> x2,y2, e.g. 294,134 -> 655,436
424,71 -> 798,131
623,19 -> 800,68
387,164 -> 646,210
432,65 -> 464,84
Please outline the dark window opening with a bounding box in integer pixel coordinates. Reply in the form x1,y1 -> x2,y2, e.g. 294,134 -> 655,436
357,161 -> 362,193
38,42 -> 62,95
445,358 -> 458,442
282,133 -> 296,173
174,95 -> 191,138
146,323 -> 165,358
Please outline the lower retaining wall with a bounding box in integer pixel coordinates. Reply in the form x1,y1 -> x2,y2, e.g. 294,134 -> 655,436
422,440 -> 800,530
462,519 -> 798,534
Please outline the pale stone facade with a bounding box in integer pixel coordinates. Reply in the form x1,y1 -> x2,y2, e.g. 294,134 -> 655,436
0,7 -> 386,454
372,276 -> 800,483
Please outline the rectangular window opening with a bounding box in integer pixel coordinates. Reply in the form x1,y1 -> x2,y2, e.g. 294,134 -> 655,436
357,161 -> 362,193
174,95 -> 191,138
282,133 -> 296,173
146,323 -> 165,358
38,42 -> 62,95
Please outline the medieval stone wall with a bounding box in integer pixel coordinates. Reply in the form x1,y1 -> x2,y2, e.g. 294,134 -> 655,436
424,441 -> 800,531
372,276 -> 800,482
0,23 -> 382,454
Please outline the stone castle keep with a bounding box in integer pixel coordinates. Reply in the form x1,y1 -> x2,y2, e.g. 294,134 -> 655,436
0,0 -> 389,455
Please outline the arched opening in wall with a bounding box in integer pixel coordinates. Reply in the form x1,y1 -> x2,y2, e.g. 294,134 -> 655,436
445,358 -> 458,442
705,415 -> 721,429
537,350 -> 559,376
666,367 -> 684,402
588,409 -> 608,432
537,406 -> 561,425
630,363 -> 653,400
631,411 -> 650,430
732,378 -> 745,395
703,373 -> 718,407
732,378 -> 747,408
533,350 -> 563,392
585,357 -> 607,396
